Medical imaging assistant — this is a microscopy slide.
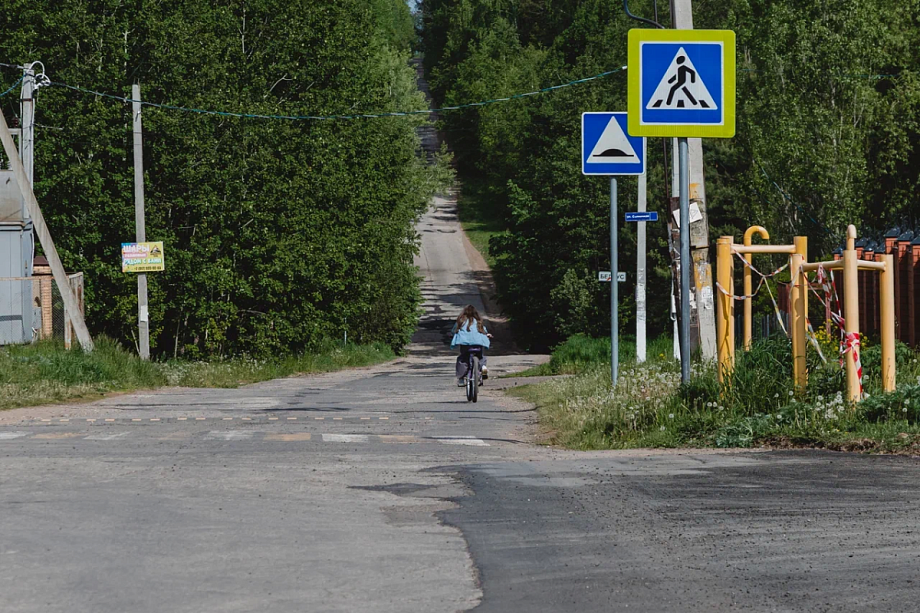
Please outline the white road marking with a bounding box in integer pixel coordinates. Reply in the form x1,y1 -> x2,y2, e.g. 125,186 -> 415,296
205,431 -> 253,441
0,432 -> 30,440
432,436 -> 490,447
322,434 -> 369,443
84,432 -> 132,441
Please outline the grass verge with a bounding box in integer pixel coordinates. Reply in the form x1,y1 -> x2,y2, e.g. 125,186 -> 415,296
0,338 -> 394,410
512,333 -> 674,377
511,334 -> 920,453
456,178 -> 505,267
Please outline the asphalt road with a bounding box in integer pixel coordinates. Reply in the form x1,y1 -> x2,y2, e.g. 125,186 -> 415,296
3,68 -> 920,613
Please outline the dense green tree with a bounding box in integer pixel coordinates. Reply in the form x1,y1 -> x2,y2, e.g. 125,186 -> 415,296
420,0 -> 920,350
0,0 -> 439,357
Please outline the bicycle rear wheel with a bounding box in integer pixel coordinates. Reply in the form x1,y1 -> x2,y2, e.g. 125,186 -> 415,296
470,356 -> 479,403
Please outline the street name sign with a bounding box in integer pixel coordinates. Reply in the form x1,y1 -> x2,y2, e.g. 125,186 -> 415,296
625,211 -> 658,222
627,29 -> 736,138
581,112 -> 646,176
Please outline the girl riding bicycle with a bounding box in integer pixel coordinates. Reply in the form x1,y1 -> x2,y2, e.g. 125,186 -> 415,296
451,305 -> 492,386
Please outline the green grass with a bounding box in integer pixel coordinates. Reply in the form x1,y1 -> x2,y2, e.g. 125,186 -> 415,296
513,333 -> 675,376
0,338 -> 394,410
511,334 -> 920,453
456,178 -> 505,267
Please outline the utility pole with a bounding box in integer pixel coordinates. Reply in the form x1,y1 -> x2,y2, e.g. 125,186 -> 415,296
678,137 -> 691,382
668,0 -> 717,363
610,178 -> 618,385
636,172 -> 647,363
132,84 -> 149,360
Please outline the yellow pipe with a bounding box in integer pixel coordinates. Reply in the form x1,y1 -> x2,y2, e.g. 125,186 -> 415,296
880,253 -> 896,392
743,226 -> 769,350
803,259 -> 886,273
732,245 -> 796,255
790,252 -> 807,391
716,237 -> 735,384
843,245 -> 861,404
801,260 -> 844,272
794,235 -> 808,331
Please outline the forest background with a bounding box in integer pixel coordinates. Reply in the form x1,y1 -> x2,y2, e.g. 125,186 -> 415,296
0,0 -> 440,358
420,0 -> 920,350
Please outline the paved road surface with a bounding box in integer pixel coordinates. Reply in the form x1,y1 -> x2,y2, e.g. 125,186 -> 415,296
3,67 -> 920,613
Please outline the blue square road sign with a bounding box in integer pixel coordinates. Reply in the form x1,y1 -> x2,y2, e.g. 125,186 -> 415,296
627,29 -> 736,138
581,112 -> 646,176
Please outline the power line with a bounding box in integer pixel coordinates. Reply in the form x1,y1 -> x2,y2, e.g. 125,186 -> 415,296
757,162 -> 831,235
0,77 -> 23,98
47,67 -> 628,122
2,62 -> 903,122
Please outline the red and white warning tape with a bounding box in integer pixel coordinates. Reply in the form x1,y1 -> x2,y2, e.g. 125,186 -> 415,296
842,331 -> 864,396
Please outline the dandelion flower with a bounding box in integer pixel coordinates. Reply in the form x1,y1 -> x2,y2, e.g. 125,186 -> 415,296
668,413 -> 675,419
660,426 -> 666,431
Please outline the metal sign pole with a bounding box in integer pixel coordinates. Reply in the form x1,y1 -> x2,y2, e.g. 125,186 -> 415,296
611,178 -> 619,386
678,137 -> 691,383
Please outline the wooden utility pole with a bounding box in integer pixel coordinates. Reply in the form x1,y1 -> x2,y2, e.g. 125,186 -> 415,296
668,0 -> 717,361
132,84 -> 149,360
0,105 -> 94,351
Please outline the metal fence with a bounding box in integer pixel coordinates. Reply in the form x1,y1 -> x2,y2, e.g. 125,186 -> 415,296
0,273 -> 84,347
726,229 -> 920,348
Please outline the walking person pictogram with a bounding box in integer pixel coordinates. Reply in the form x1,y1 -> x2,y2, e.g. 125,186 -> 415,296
645,47 -> 717,111
665,56 -> 702,107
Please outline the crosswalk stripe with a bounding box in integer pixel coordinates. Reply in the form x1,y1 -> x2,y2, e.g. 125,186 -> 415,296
205,431 -> 253,441
431,436 -> 490,447
264,433 -> 312,441
322,434 -> 369,443
378,435 -> 421,444
33,432 -> 83,439
85,432 -> 132,441
0,432 -> 30,440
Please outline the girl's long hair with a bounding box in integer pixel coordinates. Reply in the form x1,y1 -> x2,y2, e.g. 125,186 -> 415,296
456,305 -> 485,334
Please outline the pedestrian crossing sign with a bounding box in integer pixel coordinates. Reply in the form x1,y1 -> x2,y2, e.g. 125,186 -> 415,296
627,29 -> 735,138
581,112 -> 646,176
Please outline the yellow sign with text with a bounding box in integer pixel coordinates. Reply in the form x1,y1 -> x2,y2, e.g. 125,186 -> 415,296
122,242 -> 165,273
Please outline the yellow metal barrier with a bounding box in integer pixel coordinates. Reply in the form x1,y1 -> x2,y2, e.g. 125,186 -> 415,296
800,225 -> 895,403
716,229 -> 806,389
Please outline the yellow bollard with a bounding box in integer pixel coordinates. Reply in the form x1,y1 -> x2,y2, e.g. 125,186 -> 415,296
743,226 -> 769,350
794,235 -> 808,341
790,252 -> 807,391
843,226 -> 861,404
716,237 -> 734,384
880,253 -> 896,392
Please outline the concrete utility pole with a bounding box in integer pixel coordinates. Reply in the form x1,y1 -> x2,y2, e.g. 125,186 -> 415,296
132,84 -> 149,360
668,0 -> 717,362
610,178 -> 619,385
0,99 -> 94,351
636,172 -> 647,363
